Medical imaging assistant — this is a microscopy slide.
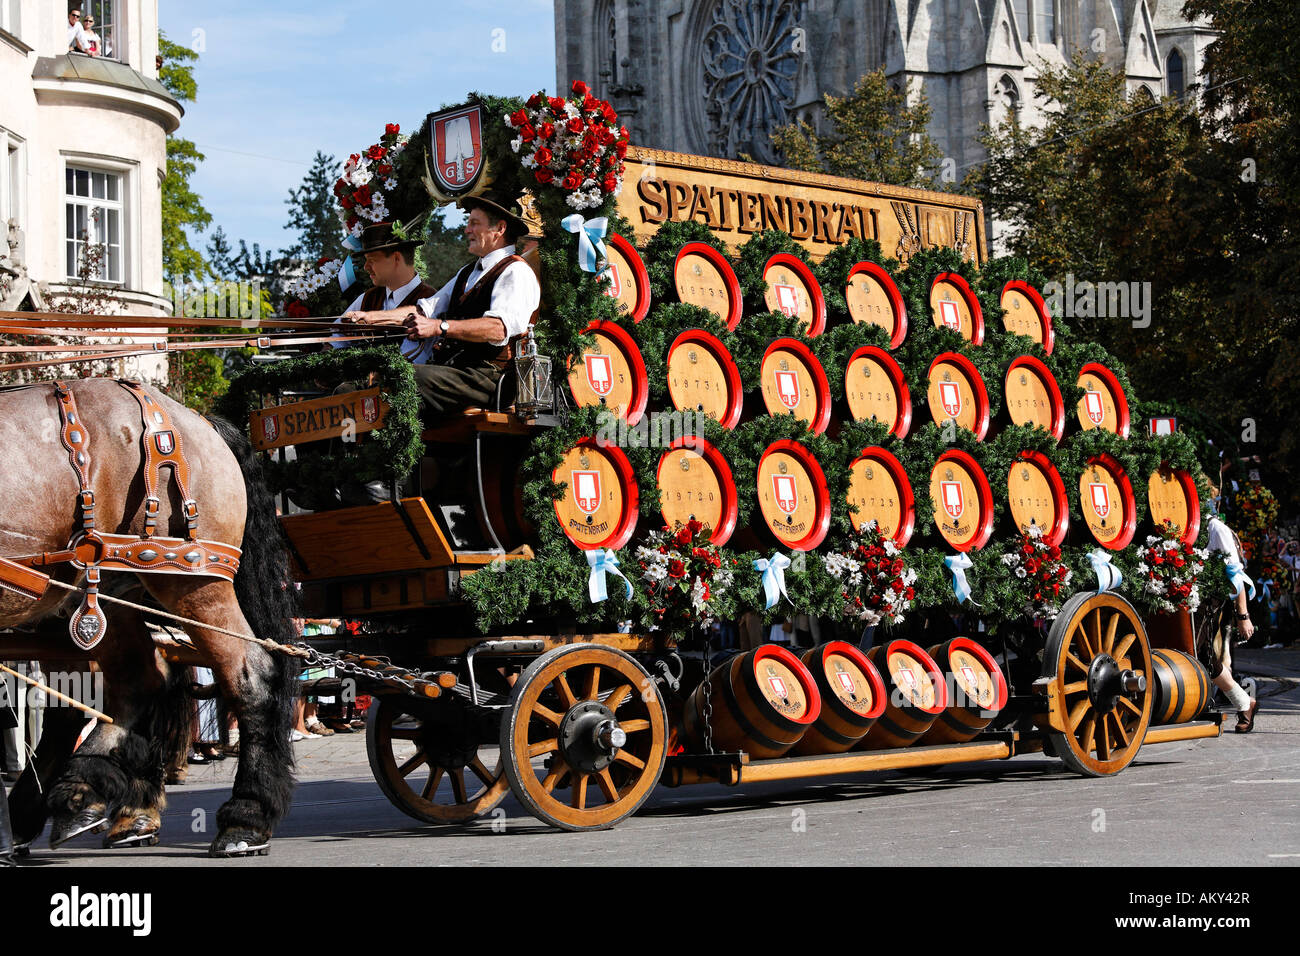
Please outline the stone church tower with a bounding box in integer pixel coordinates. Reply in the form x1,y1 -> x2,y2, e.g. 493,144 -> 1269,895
554,0 -> 1215,188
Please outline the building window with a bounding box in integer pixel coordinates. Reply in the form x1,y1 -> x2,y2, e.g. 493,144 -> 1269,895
1012,0 -> 1029,39
1036,0 -> 1055,44
1,135 -> 21,229
1,0 -> 22,39
84,0 -> 118,60
65,166 -> 123,283
1166,48 -> 1186,100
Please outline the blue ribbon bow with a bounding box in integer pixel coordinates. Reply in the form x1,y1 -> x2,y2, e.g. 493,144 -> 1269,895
561,214 -> 609,274
753,553 -> 792,610
1088,549 -> 1123,593
338,234 -> 362,292
943,553 -> 975,604
1259,578 -> 1273,604
586,549 -> 632,603
1224,558 -> 1256,600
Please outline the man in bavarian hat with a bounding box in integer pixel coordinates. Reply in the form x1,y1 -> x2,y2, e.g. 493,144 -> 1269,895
334,222 -> 435,360
343,191 -> 540,417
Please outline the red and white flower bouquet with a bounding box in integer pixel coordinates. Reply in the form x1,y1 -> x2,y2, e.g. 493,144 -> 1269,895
634,521 -> 734,631
999,526 -> 1071,622
822,521 -> 917,626
1135,535 -> 1208,614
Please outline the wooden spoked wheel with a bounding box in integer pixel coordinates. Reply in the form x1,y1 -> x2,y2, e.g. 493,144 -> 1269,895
1042,592 -> 1153,777
366,696 -> 509,825
501,645 -> 667,831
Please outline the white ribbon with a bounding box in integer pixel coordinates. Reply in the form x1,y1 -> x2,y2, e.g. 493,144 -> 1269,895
753,553 -> 792,610
586,549 -> 632,603
1224,558 -> 1256,600
943,553 -> 975,604
561,214 -> 608,273
1087,549 -> 1123,593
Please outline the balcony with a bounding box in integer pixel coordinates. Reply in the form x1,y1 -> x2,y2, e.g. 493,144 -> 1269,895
31,54 -> 182,133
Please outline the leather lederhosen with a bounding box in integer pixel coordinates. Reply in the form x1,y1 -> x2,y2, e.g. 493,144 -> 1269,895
436,255 -> 525,371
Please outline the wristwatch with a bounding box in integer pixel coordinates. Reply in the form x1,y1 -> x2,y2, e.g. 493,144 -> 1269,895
1237,613 -> 1250,621
439,319 -> 450,337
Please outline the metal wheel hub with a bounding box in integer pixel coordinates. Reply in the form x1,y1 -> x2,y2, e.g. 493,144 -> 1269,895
1087,653 -> 1145,714
558,701 -> 624,774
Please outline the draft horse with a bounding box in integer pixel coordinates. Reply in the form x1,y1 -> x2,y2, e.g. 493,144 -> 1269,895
0,378 -> 298,857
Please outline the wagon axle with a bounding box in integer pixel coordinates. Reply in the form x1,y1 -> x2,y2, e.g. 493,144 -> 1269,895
558,701 -> 627,774
1087,653 -> 1147,715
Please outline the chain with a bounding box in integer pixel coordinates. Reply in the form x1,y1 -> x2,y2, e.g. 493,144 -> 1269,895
700,627 -> 715,755
297,644 -> 445,698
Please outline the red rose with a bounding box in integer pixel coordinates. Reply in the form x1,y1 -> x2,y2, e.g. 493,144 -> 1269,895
562,170 -> 582,190
701,583 -> 710,601
548,96 -> 566,112
616,142 -> 628,159
539,122 -> 555,139
384,123 -> 400,135
668,559 -> 686,579
340,196 -> 355,209
534,168 -> 554,185
367,145 -> 386,161
348,153 -> 361,165
286,301 -> 309,318
673,527 -> 691,547
527,93 -> 543,109
603,174 -> 618,193
520,123 -> 536,142
571,80 -> 589,96
351,185 -> 371,205
535,146 -> 553,165
688,518 -> 703,535
582,93 -> 598,112
904,587 -> 915,600
566,117 -> 584,134
891,580 -> 904,594
509,108 -> 529,126
602,103 -> 617,122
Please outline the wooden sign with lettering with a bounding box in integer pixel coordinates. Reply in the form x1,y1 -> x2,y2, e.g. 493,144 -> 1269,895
621,146 -> 985,264
251,388 -> 388,451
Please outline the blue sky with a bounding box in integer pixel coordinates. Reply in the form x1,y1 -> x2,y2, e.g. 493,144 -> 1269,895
159,0 -> 557,258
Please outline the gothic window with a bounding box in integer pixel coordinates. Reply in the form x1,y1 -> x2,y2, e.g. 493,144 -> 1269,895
992,74 -> 1021,126
1012,0 -> 1028,39
1166,48 -> 1186,100
1036,0 -> 1055,43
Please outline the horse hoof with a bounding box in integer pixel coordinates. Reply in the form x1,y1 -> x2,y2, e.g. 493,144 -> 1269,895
49,810 -> 109,848
104,831 -> 160,849
208,831 -> 271,858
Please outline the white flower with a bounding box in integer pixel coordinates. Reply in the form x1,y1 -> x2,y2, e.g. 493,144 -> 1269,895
1015,567 -> 1027,579
383,178 -> 397,191
510,136 -> 523,153
1001,552 -> 1018,566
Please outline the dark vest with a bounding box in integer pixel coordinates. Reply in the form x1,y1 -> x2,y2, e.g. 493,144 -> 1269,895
438,254 -> 526,370
360,280 -> 433,313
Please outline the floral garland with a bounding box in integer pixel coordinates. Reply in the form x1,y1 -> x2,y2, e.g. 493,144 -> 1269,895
996,527 -> 1073,622
507,81 -> 629,213
1132,535 -> 1209,614
634,521 -> 736,631
822,521 -> 918,626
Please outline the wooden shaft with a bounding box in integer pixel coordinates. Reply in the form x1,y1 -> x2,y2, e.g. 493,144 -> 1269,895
1142,720 -> 1221,744
0,662 -> 113,723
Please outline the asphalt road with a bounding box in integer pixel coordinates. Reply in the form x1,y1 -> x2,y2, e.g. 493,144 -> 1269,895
10,647 -> 1300,869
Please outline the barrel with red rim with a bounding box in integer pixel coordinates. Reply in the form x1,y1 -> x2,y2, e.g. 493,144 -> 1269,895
999,280 -> 1055,353
1151,649 -> 1210,725
567,319 -> 649,425
666,329 -> 743,429
1076,362 -> 1131,437
929,272 -> 984,344
684,645 -> 821,759
927,352 -> 991,440
551,438 -> 639,551
1147,465 -> 1201,546
847,446 -> 915,545
673,241 -> 742,330
762,253 -> 826,337
601,233 -> 651,323
845,345 -> 911,437
1004,355 -> 1064,440
1078,452 -> 1137,550
656,435 -> 739,546
845,261 -> 907,347
756,439 -> 831,551
858,640 -> 949,749
760,337 -> 831,434
1006,450 -> 1069,547
920,637 -> 1008,744
929,449 -> 995,552
792,642 -> 887,755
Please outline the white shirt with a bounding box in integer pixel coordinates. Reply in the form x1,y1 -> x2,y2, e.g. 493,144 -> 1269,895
68,21 -> 89,53
413,245 -> 540,362
331,274 -> 426,361
1206,516 -> 1242,563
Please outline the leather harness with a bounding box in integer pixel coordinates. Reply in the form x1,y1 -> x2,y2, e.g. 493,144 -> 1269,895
5,380 -> 242,651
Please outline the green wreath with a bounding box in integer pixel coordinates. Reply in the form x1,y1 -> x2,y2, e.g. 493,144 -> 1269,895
732,229 -> 816,310
814,236 -> 898,327
640,219 -> 730,304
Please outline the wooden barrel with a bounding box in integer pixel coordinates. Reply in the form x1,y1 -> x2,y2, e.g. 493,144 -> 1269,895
929,272 -> 985,345
1151,648 -> 1210,725
1076,362 -> 1131,437
1147,465 -> 1201,545
792,642 -> 887,755
1004,355 -> 1064,440
1146,609 -> 1195,656
567,320 -> 649,425
845,261 -> 907,347
760,337 -> 832,434
1006,450 -> 1070,547
602,233 -> 651,323
755,439 -> 831,551
763,253 -> 826,336
674,242 -> 742,330
666,329 -> 744,428
684,645 -> 821,758
927,352 -> 990,439
847,446 -> 916,545
920,637 -> 1008,744
845,345 -> 911,437
1078,452 -> 1137,550
999,280 -> 1055,353
656,436 -> 739,546
551,438 -> 639,551
929,450 -> 995,552
858,640 -> 949,749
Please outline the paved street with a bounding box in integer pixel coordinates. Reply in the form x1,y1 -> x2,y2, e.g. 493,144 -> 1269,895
9,646 -> 1299,869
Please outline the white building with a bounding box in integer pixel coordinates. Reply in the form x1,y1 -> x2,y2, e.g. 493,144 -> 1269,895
0,0 -> 180,317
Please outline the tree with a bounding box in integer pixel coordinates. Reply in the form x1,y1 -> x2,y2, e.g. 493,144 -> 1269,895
770,69 -> 945,188
417,206 -> 467,289
158,32 -> 211,284
206,226 -> 234,278
284,151 -> 342,263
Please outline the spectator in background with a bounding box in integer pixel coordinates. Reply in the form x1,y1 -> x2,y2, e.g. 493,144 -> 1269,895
66,7 -> 90,54
81,14 -> 101,56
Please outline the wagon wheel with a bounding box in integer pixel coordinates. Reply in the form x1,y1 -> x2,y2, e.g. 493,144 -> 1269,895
501,644 -> 667,832
1042,591 -> 1153,777
366,696 -> 509,825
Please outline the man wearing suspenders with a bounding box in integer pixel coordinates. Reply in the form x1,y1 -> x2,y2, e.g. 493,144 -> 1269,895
334,222 -> 434,358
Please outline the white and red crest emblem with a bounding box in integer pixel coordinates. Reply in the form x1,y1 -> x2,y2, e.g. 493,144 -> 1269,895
584,354 -> 614,396
571,470 -> 602,514
428,105 -> 484,195
960,665 -> 977,688
941,480 -> 965,520
601,263 -> 622,299
772,474 -> 798,514
774,283 -> 801,317
1089,483 -> 1111,518
939,381 -> 962,419
261,415 -> 278,444
361,396 -> 379,424
155,431 -> 175,455
835,670 -> 855,695
939,299 -> 962,331
1084,389 -> 1106,425
767,672 -> 789,699
774,369 -> 801,410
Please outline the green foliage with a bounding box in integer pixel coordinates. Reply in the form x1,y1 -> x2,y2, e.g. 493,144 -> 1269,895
158,32 -> 210,285
629,302 -> 730,404
640,219 -> 728,303
814,236 -> 897,325
284,151 -> 343,263
732,229 -> 814,308
416,205 -> 468,290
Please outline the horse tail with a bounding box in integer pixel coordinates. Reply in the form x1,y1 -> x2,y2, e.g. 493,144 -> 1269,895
207,414 -> 300,822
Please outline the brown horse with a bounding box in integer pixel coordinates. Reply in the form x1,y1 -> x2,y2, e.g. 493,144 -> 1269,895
0,378 -> 298,857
